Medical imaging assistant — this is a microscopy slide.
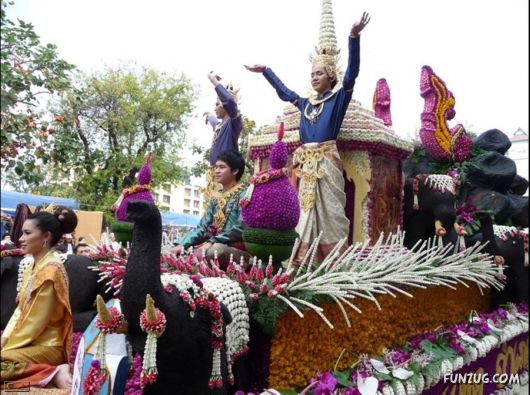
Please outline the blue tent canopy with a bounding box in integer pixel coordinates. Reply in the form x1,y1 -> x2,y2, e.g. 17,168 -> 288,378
1,190 -> 79,214
161,211 -> 200,228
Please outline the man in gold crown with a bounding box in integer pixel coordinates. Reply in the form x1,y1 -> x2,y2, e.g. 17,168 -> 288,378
246,11 -> 370,263
202,72 -> 243,206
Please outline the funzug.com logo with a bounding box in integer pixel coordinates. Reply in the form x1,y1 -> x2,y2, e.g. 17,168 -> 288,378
443,372 -> 520,385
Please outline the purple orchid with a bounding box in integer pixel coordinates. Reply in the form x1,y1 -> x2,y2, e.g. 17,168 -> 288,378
311,370 -> 338,395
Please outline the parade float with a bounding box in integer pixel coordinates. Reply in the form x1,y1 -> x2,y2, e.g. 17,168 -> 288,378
65,1 -> 528,394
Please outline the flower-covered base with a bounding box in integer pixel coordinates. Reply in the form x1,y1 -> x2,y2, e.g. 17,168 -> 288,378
267,283 -> 491,389
242,228 -> 298,264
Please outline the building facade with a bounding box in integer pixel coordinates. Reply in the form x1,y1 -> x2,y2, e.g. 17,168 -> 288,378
153,177 -> 206,217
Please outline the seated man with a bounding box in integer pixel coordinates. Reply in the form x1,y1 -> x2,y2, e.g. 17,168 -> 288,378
171,150 -> 250,268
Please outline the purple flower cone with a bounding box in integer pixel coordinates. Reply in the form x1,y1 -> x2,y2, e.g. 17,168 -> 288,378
242,130 -> 300,230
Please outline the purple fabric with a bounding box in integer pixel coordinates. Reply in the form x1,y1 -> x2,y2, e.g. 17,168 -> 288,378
207,114 -> 219,129
209,84 -> 243,165
423,332 -> 528,394
262,37 -> 360,143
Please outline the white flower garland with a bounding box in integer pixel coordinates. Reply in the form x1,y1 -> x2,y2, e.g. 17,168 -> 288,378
160,273 -> 250,384
16,256 -> 33,293
279,231 -> 503,327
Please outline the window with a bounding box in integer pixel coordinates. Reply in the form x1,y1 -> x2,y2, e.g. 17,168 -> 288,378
193,210 -> 199,216
194,190 -> 200,198
163,195 -> 170,204
184,199 -> 191,207
184,188 -> 191,197
184,209 -> 190,214
152,193 -> 158,201
193,200 -> 200,208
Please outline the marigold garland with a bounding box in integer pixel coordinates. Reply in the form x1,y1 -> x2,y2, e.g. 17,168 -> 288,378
268,283 -> 490,389
122,184 -> 151,197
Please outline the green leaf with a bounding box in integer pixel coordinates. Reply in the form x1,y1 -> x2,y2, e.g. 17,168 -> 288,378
333,369 -> 354,387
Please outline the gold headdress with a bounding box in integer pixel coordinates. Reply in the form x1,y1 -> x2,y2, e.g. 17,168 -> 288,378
224,82 -> 240,103
43,203 -> 58,214
310,0 -> 340,80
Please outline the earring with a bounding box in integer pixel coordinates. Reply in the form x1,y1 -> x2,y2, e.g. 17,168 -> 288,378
43,240 -> 47,248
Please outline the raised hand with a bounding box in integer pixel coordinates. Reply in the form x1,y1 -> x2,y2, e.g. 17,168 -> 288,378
207,71 -> 221,85
203,111 -> 215,124
350,12 -> 370,37
244,64 -> 267,73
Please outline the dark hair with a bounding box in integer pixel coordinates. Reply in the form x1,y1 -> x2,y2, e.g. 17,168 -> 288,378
2,233 -> 11,240
10,203 -> 32,248
27,206 -> 78,246
74,242 -> 89,254
216,150 -> 245,181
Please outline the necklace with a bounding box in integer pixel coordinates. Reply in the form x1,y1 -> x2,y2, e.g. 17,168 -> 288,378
304,102 -> 324,124
213,183 -> 245,231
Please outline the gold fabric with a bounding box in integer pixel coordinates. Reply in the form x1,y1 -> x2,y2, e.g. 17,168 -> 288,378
293,141 -> 350,264
202,167 -> 222,212
212,182 -> 245,231
2,250 -> 72,366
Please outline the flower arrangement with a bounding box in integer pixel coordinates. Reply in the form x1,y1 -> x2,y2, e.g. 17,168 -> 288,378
83,296 -> 128,394
268,282 -> 490,388
124,353 -> 143,395
139,294 -> 167,388
419,65 -> 472,163
111,152 -> 155,224
89,232 -> 505,389
301,303 -> 528,395
242,122 -> 300,231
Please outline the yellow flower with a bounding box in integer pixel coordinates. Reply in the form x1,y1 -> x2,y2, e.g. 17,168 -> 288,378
269,284 -> 490,389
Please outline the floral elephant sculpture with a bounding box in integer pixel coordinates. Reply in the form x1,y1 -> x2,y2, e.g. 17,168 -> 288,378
403,173 -> 460,250
466,212 -> 528,308
121,200 -> 248,395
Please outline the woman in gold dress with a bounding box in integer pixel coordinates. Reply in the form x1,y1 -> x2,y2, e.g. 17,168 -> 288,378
1,205 -> 77,390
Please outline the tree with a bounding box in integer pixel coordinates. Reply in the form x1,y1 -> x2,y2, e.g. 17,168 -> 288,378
14,65 -> 197,222
1,0 -> 75,185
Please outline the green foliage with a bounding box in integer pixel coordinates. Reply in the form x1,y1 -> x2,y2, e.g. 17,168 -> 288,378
248,294 -> 288,334
8,65 -> 197,223
333,370 -> 354,387
1,0 -> 75,184
420,339 -> 457,360
408,146 -> 426,164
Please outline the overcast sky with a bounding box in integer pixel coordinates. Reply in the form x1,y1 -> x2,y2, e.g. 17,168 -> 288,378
6,0 -> 529,161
